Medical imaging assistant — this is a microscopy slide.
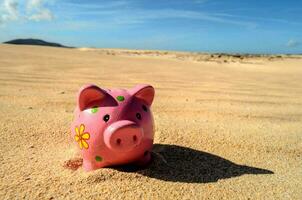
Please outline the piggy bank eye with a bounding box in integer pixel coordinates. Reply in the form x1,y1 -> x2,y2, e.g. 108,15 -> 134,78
136,113 -> 142,120
85,107 -> 99,114
103,114 -> 110,122
142,105 -> 148,112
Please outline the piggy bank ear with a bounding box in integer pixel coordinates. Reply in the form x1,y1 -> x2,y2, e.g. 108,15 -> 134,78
78,84 -> 116,111
132,84 -> 155,106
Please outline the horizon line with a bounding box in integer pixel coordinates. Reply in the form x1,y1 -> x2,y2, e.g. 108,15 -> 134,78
2,38 -> 302,56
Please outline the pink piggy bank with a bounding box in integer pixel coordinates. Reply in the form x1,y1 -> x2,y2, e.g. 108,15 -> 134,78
71,84 -> 155,171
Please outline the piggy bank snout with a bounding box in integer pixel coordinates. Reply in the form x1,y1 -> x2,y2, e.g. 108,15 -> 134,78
104,120 -> 144,152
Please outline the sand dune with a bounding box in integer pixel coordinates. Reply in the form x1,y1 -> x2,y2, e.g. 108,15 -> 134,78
0,44 -> 301,199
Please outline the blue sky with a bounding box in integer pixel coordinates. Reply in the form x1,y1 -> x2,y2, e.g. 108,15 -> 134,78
0,0 -> 302,54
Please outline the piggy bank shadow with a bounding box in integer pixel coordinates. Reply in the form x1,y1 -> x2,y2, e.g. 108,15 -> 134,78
115,144 -> 273,183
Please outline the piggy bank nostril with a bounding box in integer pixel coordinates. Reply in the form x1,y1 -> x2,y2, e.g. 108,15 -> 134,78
116,138 -> 121,145
133,135 -> 137,142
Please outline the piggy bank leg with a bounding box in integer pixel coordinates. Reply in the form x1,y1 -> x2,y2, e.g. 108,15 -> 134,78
83,159 -> 109,171
83,160 -> 100,171
83,160 -> 95,171
134,151 -> 152,166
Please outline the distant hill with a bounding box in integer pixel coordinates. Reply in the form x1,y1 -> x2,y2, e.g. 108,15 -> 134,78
3,39 -> 72,48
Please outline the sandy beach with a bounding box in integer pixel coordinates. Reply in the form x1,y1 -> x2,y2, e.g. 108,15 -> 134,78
0,44 -> 301,199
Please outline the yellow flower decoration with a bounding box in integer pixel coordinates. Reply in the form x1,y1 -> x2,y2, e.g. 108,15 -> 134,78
74,124 -> 90,149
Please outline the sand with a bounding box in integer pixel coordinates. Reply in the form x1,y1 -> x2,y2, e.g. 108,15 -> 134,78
0,44 -> 301,199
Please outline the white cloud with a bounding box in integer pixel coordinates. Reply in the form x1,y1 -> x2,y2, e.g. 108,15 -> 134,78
0,0 -> 53,24
0,0 -> 19,23
61,6 -> 257,29
26,0 -> 54,21
286,39 -> 300,48
27,0 -> 43,10
28,8 -> 53,21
